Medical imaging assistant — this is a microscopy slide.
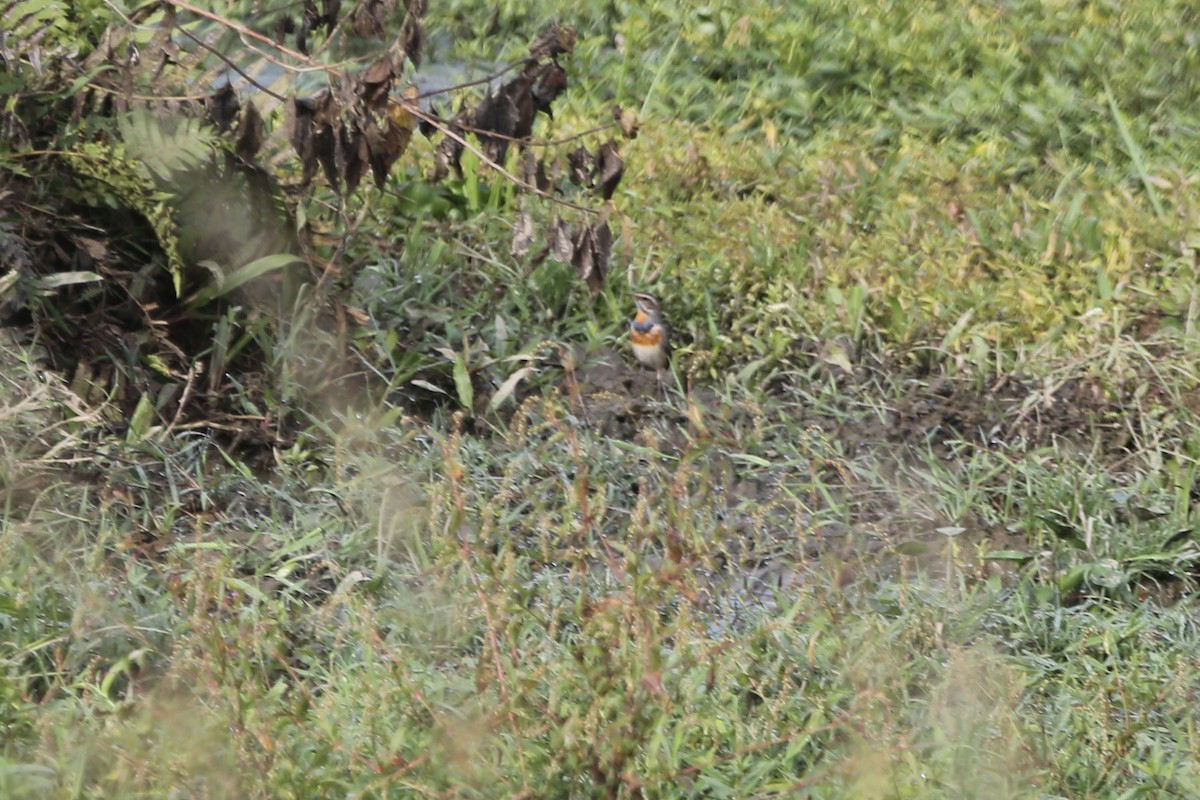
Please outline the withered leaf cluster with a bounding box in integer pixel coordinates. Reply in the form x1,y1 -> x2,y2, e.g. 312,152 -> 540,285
287,57 -> 417,194
283,0 -> 427,194
510,132 -> 628,293
275,0 -> 425,62
205,84 -> 266,163
351,0 -> 426,66
430,23 -> 575,181
471,60 -> 568,163
297,0 -> 340,55
273,0 -> 338,54
545,215 -> 612,294
566,140 -> 624,200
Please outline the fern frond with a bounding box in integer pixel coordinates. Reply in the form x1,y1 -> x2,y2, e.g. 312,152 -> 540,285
117,109 -> 221,183
64,141 -> 186,296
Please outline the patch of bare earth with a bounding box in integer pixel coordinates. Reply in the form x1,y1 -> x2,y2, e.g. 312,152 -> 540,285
562,347 -> 1180,606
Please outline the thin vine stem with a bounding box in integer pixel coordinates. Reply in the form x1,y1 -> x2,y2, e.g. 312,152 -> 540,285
176,26 -> 286,101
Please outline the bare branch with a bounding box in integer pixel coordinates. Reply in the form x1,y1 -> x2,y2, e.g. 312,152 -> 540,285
176,26 -> 286,101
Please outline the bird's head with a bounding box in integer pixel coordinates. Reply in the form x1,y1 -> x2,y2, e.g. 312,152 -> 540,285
631,292 -> 661,317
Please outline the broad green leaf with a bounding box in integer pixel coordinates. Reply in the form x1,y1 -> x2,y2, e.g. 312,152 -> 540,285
983,550 -> 1033,562
36,271 -> 103,289
187,253 -> 302,306
729,452 -> 772,467
453,351 -> 474,411
939,307 -> 974,352
1105,82 -> 1166,220
126,393 -> 156,442
411,379 -> 447,395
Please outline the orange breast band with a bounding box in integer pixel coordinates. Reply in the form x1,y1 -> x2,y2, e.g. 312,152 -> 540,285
631,327 -> 664,347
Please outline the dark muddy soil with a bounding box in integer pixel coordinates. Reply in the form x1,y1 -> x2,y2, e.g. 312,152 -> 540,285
560,343 -> 1189,606
570,345 -> 1140,461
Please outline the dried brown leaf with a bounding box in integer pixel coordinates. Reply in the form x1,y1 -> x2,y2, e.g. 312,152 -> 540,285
546,216 -> 612,294
520,151 -> 550,193
316,125 -> 338,191
207,84 -> 240,133
293,90 -> 341,191
419,104 -> 442,139
489,366 -> 536,410
431,141 -> 452,183
504,74 -> 537,140
359,56 -> 395,114
275,15 -> 296,43
591,218 -> 612,285
549,216 -> 575,264
236,101 -> 264,161
511,207 -> 535,258
287,96 -> 318,186
351,0 -> 396,38
400,14 -> 425,69
323,0 -> 342,27
475,90 -> 518,143
473,73 -> 536,162
531,62 -> 568,116
571,224 -> 594,289
309,89 -> 339,128
75,236 -> 109,261
472,92 -> 516,163
296,0 -> 341,44
567,147 -> 593,187
368,91 -> 417,188
475,73 -> 541,164
342,125 -> 369,194
430,109 -> 467,181
573,219 -> 611,293
519,150 -> 538,188
596,140 -> 624,200
612,105 -> 639,139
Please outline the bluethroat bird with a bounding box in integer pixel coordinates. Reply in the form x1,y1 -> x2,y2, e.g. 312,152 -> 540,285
630,291 -> 670,372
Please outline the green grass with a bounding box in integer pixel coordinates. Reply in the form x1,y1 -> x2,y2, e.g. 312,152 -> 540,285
7,0 -> 1200,797
7,358 -> 1200,797
428,0 -> 1200,378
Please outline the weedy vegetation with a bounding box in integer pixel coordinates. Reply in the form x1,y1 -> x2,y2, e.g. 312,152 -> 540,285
4,0 -> 1200,797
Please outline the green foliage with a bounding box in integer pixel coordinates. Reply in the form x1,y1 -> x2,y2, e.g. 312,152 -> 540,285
429,0 -> 1200,381
8,0 -> 1200,798
63,139 -> 188,295
116,110 -> 221,187
7,344 -> 1200,796
6,0 -> 112,70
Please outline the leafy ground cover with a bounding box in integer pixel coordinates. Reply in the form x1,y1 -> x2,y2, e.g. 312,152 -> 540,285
5,0 -> 1200,797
